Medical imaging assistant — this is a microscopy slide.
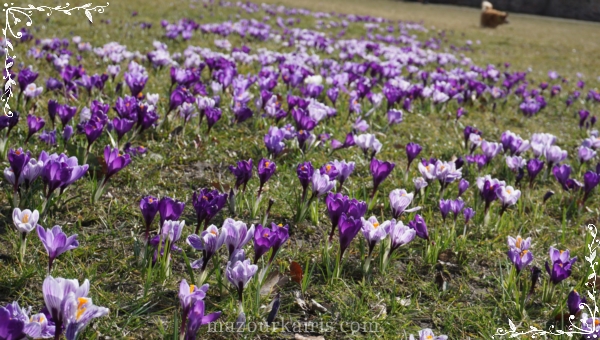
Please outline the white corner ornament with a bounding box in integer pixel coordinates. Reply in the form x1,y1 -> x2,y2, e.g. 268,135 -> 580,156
1,2 -> 109,117
494,224 -> 599,339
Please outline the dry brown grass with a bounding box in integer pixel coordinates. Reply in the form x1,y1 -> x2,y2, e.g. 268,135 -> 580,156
261,0 -> 600,78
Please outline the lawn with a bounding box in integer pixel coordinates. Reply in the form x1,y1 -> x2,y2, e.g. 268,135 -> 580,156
0,0 -> 599,339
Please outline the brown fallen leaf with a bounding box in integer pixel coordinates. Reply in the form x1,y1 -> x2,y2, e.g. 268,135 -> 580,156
290,261 -> 303,284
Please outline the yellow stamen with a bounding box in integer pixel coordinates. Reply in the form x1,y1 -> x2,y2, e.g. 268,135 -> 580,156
373,222 -> 380,228
265,161 -> 270,167
515,237 -> 522,249
507,189 -> 512,194
15,150 -> 22,155
148,198 -> 154,203
76,297 -> 89,321
189,284 -> 195,293
210,230 -> 217,236
278,224 -> 283,227
22,214 -> 29,223
520,250 -> 529,258
326,165 -> 332,172
263,232 -> 269,237
202,195 -> 208,200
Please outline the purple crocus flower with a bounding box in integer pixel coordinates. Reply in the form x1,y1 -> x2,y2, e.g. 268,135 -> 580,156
326,193 -> 348,240
580,110 -> 590,128
25,115 -> 45,144
222,218 -> 255,260
456,107 -> 466,120
124,67 -> 148,97
545,246 -> 577,284
41,159 -> 72,198
526,158 -> 545,187
361,216 -> 390,256
158,196 -> 185,227
450,199 -> 465,221
8,148 -> 31,191
184,300 -> 221,340
338,213 -> 362,260
320,162 -> 339,180
476,175 -> 506,215
481,140 -> 503,162
311,170 -> 336,198
331,160 -> 355,190
192,188 -> 227,234
57,104 -> 77,127
140,196 -> 159,241
408,214 -> 428,241
296,161 -> 314,200
37,225 -> 79,272
226,249 -> 258,302
583,171 -> 600,202
458,179 -> 469,197
102,145 -> 131,183
389,189 -> 420,219
567,290 -> 586,316
387,109 -> 403,125
405,142 -> 422,169
553,164 -> 572,191
112,117 -> 135,142
385,219 -> 416,256
370,158 -> 395,197
178,279 -> 208,338
229,159 -> 253,192
253,224 -> 276,264
18,67 -> 39,91
187,224 -> 225,272
495,185 -> 521,214
257,158 -> 276,197
579,146 -> 596,164
439,199 -> 452,221
463,207 -> 475,224
264,126 -> 285,158
268,223 -> 289,264
507,245 -> 533,274
205,107 -> 222,133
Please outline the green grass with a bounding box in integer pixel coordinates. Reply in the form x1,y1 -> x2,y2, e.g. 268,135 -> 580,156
0,0 -> 599,339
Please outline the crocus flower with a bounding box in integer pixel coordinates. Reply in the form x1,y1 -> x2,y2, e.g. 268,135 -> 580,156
553,164 -> 572,191
338,213 -> 362,260
387,109 -> 403,125
267,223 -> 289,264
140,195 -> 159,241
158,196 -> 185,227
370,158 -> 395,197
408,214 -> 428,240
389,189 -> 420,219
526,158 -> 545,187
583,171 -> 600,202
477,175 -> 506,216
184,300 -> 221,340
545,247 -> 577,284
361,216 -> 390,255
386,219 -> 415,255
226,249 -> 258,302
205,107 -> 222,133
22,158 -> 43,186
311,170 -> 336,198
439,199 -> 452,221
331,160 -> 355,189
463,207 -> 475,224
413,177 -> 428,191
222,218 -> 254,259
42,276 -> 108,340
264,126 -> 286,157
257,158 -> 276,197
496,186 -> 521,214
187,224 -> 225,272
405,142 -> 422,169
18,67 -> 38,91
296,161 -> 314,199
102,145 -> 132,184
253,224 -> 276,264
567,290 -> 586,316
507,246 -> 533,274
355,133 -> 382,158
37,225 -> 79,272
112,117 -> 135,142
151,220 -> 186,252
8,148 -> 31,192
178,280 -> 209,338
25,115 -> 45,144
192,188 -> 227,234
579,146 -> 596,164
411,328 -> 448,340
229,159 -> 253,192
481,140 -> 503,162
457,179 -> 469,197
13,208 -> 39,234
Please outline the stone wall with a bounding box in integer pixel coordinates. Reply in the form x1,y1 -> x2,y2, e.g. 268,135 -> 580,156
419,0 -> 600,22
